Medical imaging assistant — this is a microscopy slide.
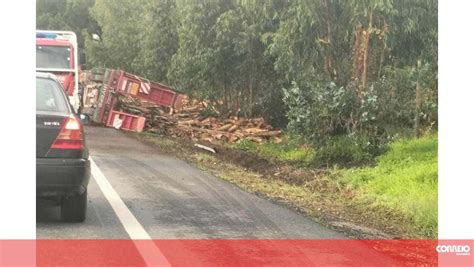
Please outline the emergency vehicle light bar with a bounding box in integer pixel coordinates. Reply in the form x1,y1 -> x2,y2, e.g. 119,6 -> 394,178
36,30 -> 77,44
36,33 -> 57,39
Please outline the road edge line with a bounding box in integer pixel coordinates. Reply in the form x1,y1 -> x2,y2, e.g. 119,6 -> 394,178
90,157 -> 171,267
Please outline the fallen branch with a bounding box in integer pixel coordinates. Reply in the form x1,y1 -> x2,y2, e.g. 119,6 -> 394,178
194,143 -> 216,153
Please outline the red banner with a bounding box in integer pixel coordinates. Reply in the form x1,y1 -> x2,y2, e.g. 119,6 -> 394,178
1,240 -> 473,266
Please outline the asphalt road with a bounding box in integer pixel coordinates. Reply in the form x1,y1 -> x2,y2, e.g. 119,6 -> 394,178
37,126 -> 345,240
35,126 -> 413,266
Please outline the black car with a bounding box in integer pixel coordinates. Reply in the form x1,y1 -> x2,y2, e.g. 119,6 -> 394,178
36,72 -> 90,222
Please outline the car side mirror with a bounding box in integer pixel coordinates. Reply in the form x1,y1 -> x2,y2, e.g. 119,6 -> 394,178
79,114 -> 90,125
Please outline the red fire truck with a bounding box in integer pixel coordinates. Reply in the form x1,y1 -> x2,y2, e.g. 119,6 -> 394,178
36,30 -> 81,111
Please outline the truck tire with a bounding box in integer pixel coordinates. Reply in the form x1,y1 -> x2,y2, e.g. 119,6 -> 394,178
61,190 -> 87,222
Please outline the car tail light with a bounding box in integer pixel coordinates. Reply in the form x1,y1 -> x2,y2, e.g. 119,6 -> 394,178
51,115 -> 84,150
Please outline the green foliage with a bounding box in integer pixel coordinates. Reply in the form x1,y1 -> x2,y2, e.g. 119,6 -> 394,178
199,106 -> 220,119
235,135 -> 316,165
338,135 -> 438,237
283,80 -> 358,142
133,0 -> 178,83
258,140 -> 315,164
273,0 -> 437,149
313,136 -> 374,166
85,0 -> 178,82
37,0 -> 99,49
282,61 -> 437,159
168,0 -> 282,117
235,138 -> 258,152
38,0 -> 438,158
236,133 -> 384,167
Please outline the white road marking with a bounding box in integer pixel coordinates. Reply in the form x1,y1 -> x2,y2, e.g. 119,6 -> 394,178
90,158 -> 171,267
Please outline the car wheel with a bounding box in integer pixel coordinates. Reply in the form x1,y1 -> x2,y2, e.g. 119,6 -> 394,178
61,190 -> 87,222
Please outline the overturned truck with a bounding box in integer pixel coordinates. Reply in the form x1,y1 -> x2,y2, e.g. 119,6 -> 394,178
81,68 -> 281,144
81,68 -> 185,132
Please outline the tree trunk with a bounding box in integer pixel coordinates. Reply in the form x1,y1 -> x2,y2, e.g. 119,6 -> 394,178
323,0 -> 337,80
223,78 -> 228,111
248,81 -> 253,117
377,21 -> 388,79
377,41 -> 386,79
361,9 -> 373,90
414,59 -> 422,137
236,89 -> 241,117
352,26 -> 363,83
249,59 -> 257,117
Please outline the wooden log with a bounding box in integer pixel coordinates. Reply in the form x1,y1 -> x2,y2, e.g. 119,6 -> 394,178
247,136 -> 264,144
228,125 -> 239,133
243,127 -> 266,134
250,130 -> 281,138
274,137 -> 283,144
228,135 -> 240,143
217,123 -> 233,131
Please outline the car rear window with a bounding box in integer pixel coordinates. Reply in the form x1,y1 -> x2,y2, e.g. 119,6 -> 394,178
36,77 -> 69,113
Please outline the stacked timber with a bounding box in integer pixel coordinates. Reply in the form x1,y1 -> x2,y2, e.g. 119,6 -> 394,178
115,94 -> 281,143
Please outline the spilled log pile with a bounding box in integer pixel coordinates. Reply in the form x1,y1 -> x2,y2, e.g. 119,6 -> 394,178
115,94 -> 281,144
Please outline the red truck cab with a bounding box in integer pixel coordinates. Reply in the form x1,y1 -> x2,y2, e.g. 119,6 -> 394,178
36,31 -> 80,111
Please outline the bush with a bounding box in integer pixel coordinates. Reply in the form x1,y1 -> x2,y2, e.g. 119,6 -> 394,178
235,138 -> 258,152
235,135 -> 316,165
281,68 -> 438,165
283,80 -> 358,143
258,139 -> 315,164
282,80 -> 389,162
236,134 -> 382,167
312,136 -> 375,167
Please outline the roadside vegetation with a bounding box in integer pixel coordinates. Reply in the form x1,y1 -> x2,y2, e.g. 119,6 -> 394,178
136,131 -> 437,238
233,133 -> 438,237
235,134 -> 376,167
336,134 -> 438,237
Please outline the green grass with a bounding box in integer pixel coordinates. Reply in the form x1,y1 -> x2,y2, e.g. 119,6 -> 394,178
235,137 -> 316,165
235,134 -> 376,167
337,135 -> 438,237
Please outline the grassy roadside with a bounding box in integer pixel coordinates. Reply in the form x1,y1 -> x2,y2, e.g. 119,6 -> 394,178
234,135 -> 438,238
133,131 -> 437,239
336,136 -> 438,238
